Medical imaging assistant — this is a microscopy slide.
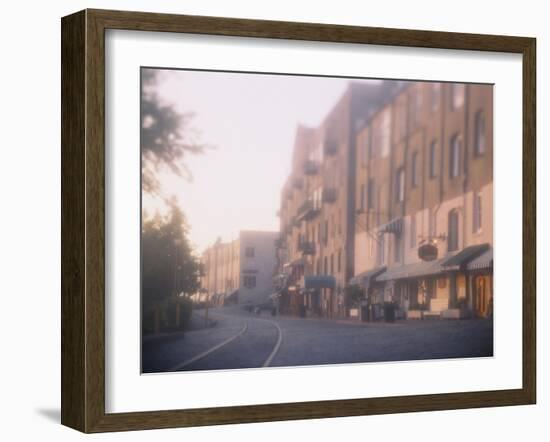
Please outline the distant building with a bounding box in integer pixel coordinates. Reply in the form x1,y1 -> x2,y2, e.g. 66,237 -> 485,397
200,231 -> 279,306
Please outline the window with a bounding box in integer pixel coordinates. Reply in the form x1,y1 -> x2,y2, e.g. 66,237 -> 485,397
397,102 -> 407,139
377,235 -> 385,265
450,134 -> 462,179
410,213 -> 417,248
367,179 -> 375,209
474,110 -> 486,156
361,136 -> 369,166
394,235 -> 402,263
330,254 -> 334,274
337,250 -> 342,273
473,192 -> 482,233
243,275 -> 256,289
316,259 -> 321,275
411,151 -> 419,187
414,88 -> 423,125
359,183 -> 366,212
448,210 -> 459,252
395,167 -> 405,202
431,83 -> 441,111
312,187 -> 322,210
369,235 -> 375,258
245,246 -> 255,258
375,110 -> 391,158
429,140 -> 438,178
451,83 -> 465,110
323,220 -> 329,246
324,256 -> 328,274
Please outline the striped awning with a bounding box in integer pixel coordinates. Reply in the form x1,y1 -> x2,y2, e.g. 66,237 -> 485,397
376,258 -> 446,282
283,257 -> 304,268
466,248 -> 493,271
441,243 -> 490,271
378,218 -> 403,234
349,267 -> 386,287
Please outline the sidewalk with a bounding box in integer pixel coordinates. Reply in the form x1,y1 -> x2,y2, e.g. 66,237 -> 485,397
142,311 -> 218,343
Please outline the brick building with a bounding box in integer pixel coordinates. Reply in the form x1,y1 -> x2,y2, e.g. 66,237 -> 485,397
276,81 -> 402,318
353,81 -> 493,320
276,79 -> 493,320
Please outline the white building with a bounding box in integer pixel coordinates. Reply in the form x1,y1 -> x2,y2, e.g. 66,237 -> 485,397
200,231 -> 279,306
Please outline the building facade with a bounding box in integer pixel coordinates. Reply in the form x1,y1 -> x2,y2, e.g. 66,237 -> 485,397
276,81 -> 403,318
353,81 -> 493,320
200,231 -> 279,306
276,79 -> 493,321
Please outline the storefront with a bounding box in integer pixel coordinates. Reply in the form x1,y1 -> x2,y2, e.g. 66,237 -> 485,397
349,267 -> 386,321
466,248 -> 493,318
304,275 -> 336,318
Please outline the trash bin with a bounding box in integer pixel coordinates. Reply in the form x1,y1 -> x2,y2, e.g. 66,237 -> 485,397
361,305 -> 369,322
384,302 -> 396,323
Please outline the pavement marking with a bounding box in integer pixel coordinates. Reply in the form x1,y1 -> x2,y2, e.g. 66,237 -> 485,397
169,322 -> 248,371
262,319 -> 283,367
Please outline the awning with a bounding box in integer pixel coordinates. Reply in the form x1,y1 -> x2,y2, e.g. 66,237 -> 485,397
378,218 -> 403,234
376,258 -> 446,282
349,267 -> 386,287
467,247 -> 493,271
304,275 -> 336,290
441,243 -> 490,270
283,257 -> 304,268
224,289 -> 239,300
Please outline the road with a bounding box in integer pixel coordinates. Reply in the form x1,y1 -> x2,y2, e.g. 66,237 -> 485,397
142,306 -> 493,373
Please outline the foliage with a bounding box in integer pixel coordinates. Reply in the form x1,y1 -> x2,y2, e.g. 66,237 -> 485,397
142,200 -> 201,314
141,69 -> 209,194
345,284 -> 364,308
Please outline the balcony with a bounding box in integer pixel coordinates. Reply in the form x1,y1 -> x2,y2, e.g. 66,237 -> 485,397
298,240 -> 316,255
292,176 -> 304,189
322,187 -> 338,204
303,160 -> 320,175
324,140 -> 338,156
297,199 -> 321,221
274,236 -> 286,249
292,216 -> 302,228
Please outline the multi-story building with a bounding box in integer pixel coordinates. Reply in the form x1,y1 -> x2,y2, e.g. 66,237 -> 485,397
200,231 -> 279,306
276,81 -> 402,318
353,81 -> 493,319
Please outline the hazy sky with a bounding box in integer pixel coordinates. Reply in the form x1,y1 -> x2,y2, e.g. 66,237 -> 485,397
143,69 -> 362,254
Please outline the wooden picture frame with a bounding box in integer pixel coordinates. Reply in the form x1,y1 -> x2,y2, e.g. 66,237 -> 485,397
61,8 -> 536,433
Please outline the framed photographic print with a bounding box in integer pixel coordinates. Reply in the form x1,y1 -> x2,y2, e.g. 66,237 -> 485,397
61,9 -> 536,433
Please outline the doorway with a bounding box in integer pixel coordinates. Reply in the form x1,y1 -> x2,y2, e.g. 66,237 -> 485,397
474,275 -> 492,317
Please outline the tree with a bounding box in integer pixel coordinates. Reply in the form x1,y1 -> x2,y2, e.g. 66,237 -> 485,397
141,69 -> 209,194
142,201 -> 201,333
142,201 -> 201,304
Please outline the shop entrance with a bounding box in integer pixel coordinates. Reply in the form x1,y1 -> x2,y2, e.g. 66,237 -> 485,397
474,275 -> 492,318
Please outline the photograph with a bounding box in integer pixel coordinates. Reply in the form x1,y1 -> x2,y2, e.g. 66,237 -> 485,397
140,68 -> 494,374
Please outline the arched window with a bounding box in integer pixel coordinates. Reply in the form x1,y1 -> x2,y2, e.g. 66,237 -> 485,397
395,167 -> 405,202
451,83 -> 465,110
448,210 -> 459,252
474,110 -> 486,156
449,134 -> 462,179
